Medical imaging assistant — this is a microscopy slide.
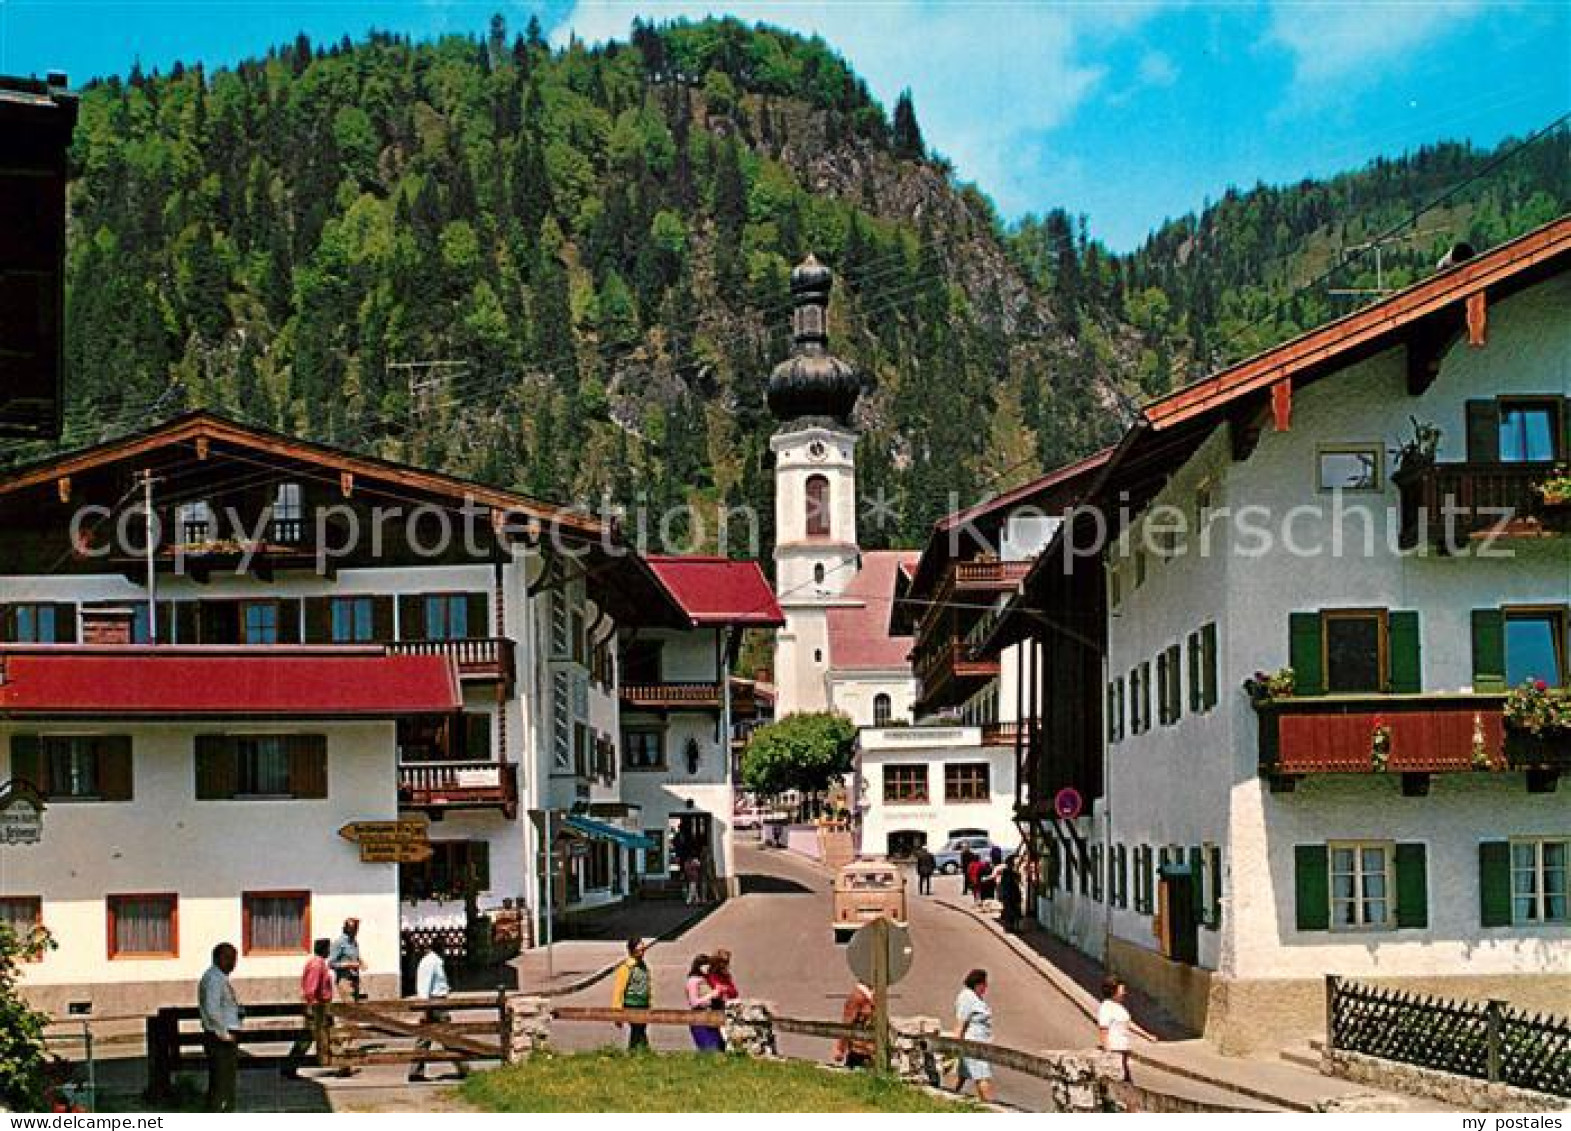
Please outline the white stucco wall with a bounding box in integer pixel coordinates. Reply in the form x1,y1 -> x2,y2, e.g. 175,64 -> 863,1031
828,671 -> 916,727
854,727 -> 1018,857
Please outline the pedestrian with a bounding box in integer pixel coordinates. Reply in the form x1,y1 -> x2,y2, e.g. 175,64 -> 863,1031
611,936 -> 653,1050
959,845 -> 976,897
1098,976 -> 1158,1082
410,939 -> 468,1082
966,855 -> 987,905
284,938 -> 334,1078
327,917 -> 363,1076
833,982 -> 876,1070
198,942 -> 242,1113
682,855 -> 704,905
998,856 -> 1024,932
952,968 -> 995,1104
707,948 -> 739,1004
685,955 -> 725,1051
914,846 -> 936,896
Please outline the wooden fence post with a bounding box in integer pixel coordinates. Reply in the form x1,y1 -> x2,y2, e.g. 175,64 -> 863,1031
144,1011 -> 170,1100
1324,975 -> 1340,1052
1485,998 -> 1506,1084
496,984 -> 511,1063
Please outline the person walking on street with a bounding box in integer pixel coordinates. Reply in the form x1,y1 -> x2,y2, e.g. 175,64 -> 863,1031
198,943 -> 242,1113
682,855 -> 704,905
914,846 -> 935,896
959,845 -> 976,898
284,938 -> 335,1078
952,968 -> 995,1104
685,955 -> 725,1051
966,855 -> 987,905
327,918 -> 362,1076
998,856 -> 1024,932
611,937 -> 653,1049
409,939 -> 468,1082
1098,976 -> 1159,1083
833,982 -> 876,1070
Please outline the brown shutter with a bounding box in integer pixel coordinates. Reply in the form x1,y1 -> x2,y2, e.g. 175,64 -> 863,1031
194,735 -> 238,799
1465,400 -> 1499,463
287,735 -> 328,799
303,598 -> 332,644
53,603 -> 77,643
173,601 -> 199,644
398,595 -> 425,640
464,713 -> 493,760
371,596 -> 395,642
10,734 -> 43,792
276,599 -> 301,644
98,736 -> 134,801
465,592 -> 488,638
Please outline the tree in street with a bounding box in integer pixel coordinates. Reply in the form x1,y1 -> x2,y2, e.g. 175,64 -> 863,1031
741,711 -> 857,818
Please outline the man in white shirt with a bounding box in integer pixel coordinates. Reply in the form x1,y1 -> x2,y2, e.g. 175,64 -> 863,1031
1097,975 -> 1158,1082
198,943 -> 243,1112
409,939 -> 468,1082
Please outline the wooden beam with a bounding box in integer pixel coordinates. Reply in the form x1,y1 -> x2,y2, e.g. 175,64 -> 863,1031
1271,378 -> 1292,433
56,476 -> 70,503
1466,290 -> 1488,347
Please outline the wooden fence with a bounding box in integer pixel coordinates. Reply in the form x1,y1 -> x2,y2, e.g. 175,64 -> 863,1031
1327,975 -> 1571,1098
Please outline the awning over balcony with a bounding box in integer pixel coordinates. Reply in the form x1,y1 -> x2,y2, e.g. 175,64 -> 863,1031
563,814 -> 655,850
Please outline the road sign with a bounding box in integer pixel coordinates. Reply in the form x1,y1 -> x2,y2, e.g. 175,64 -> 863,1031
338,819 -> 432,863
1054,787 -> 1084,820
846,918 -> 914,987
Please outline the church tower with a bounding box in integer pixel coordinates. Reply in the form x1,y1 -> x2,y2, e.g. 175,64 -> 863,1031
769,255 -> 868,717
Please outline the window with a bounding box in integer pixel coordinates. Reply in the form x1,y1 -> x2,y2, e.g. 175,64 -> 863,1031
883,764 -> 928,804
272,483 -> 304,541
241,600 -> 280,645
242,892 -> 310,954
1329,842 -> 1393,931
399,841 -> 490,901
1133,549 -> 1147,588
585,842 -> 613,891
1317,446 -> 1382,492
623,729 -> 664,770
943,763 -> 989,803
13,735 -> 133,802
107,894 -> 177,958
621,640 -> 663,685
425,594 -> 469,640
1157,645 -> 1182,725
6,603 -> 71,643
1324,610 -> 1386,694
642,830 -> 666,876
1510,839 -> 1568,924
195,734 -> 328,800
331,597 -> 375,643
1136,662 -> 1151,733
873,693 -> 892,726
1108,564 -> 1122,610
805,475 -> 831,537
0,898 -> 42,949
176,500 -> 214,543
1504,608 -> 1566,688
237,737 -> 290,795
1499,400 -> 1561,463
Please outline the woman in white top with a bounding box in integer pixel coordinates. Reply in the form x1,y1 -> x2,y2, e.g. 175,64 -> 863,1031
952,968 -> 995,1104
1097,975 -> 1158,1082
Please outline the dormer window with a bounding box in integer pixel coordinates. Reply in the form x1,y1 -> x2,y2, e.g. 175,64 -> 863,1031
272,482 -> 304,542
805,474 -> 831,537
176,500 -> 214,544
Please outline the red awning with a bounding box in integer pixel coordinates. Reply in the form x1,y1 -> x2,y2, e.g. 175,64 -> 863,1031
0,646 -> 461,718
645,556 -> 785,627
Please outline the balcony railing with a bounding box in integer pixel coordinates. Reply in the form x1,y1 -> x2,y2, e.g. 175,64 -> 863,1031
1397,462 -> 1569,549
916,558 -> 1035,640
620,681 -> 756,714
981,720 -> 1030,747
1256,693 -> 1570,784
399,760 -> 518,817
386,638 -> 515,684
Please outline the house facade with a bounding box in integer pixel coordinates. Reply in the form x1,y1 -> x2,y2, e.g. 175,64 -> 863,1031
987,218 -> 1571,1053
853,725 -> 1018,859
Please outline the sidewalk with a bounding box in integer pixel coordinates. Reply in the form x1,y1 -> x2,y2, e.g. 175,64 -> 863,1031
512,897 -> 718,996
933,896 -> 1457,1113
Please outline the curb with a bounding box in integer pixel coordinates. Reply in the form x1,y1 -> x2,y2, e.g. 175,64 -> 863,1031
932,897 -> 1316,1114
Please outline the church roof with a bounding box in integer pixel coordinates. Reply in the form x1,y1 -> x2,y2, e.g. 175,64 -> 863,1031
826,550 -> 919,673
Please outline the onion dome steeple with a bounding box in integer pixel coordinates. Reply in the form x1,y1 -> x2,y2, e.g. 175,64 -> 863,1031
768,254 -> 864,426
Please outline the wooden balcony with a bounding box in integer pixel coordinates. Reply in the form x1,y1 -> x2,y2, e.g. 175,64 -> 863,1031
620,681 -> 755,714
399,760 -> 517,817
913,638 -> 1000,715
1397,462 -> 1569,549
1256,693 -> 1567,791
111,518 -> 319,581
386,637 -> 515,685
916,559 -> 1034,640
981,720 -> 1029,747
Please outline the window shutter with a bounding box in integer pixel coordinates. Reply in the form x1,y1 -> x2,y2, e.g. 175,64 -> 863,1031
1106,682 -> 1117,740
1289,613 -> 1324,696
1388,611 -> 1422,694
1208,844 -> 1223,927
303,598 -> 332,643
1293,844 -> 1329,931
466,593 -> 489,638
1394,843 -> 1428,929
1201,623 -> 1219,709
1464,399 -> 1499,463
98,736 -> 134,801
464,713 -> 493,760
1478,841 -> 1512,928
1168,644 -> 1183,722
287,735 -> 328,799
1135,845 -> 1151,913
470,842 -> 492,891
195,735 -> 239,800
1189,844 -> 1204,922
371,596 -> 395,641
1187,633 -> 1202,712
1155,655 -> 1168,725
398,595 -> 425,640
276,599 -> 301,644
175,600 -> 200,645
1470,610 -> 1506,692
53,603 -> 77,643
10,734 -> 41,792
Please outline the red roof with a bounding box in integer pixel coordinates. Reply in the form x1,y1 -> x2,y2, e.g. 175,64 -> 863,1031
0,646 -> 462,718
827,551 -> 919,672
645,557 -> 784,627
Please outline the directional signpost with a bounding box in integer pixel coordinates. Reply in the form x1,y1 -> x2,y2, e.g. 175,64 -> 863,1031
338,818 -> 432,863
846,918 -> 914,1074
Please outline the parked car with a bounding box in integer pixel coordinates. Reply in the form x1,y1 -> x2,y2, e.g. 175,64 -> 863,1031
832,859 -> 908,943
931,835 -> 998,875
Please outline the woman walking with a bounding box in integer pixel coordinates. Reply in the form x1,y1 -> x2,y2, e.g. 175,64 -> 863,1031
1098,976 -> 1158,1082
685,955 -> 725,1051
953,968 -> 995,1104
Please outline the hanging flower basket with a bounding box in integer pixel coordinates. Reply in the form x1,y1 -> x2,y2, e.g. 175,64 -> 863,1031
1533,467 -> 1571,509
1370,716 -> 1393,771
1504,680 -> 1571,738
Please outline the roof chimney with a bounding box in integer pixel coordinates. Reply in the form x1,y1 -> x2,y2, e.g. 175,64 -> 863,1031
1437,242 -> 1476,272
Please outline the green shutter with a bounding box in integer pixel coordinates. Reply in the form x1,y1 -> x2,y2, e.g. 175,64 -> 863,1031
1208,844 -> 1223,927
1187,633 -> 1201,712
1465,399 -> 1499,463
1289,613 -> 1324,696
1394,843 -> 1428,929
1201,623 -> 1219,709
1388,611 -> 1422,694
1470,610 -> 1507,692
1189,845 -> 1205,922
10,734 -> 41,791
1479,841 -> 1512,928
303,598 -> 332,644
1294,844 -> 1329,931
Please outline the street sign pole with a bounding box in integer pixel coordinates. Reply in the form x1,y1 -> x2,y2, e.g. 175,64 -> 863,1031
872,917 -> 890,1075
544,808 -> 554,983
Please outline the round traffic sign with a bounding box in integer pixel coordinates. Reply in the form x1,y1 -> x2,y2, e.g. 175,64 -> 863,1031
1054,787 -> 1083,820
846,919 -> 914,986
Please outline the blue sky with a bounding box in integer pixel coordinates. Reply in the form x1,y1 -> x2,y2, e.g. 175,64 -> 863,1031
4,1 -> 1567,249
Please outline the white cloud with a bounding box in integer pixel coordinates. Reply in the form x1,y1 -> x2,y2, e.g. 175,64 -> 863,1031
1138,49 -> 1178,88
553,1 -> 1165,214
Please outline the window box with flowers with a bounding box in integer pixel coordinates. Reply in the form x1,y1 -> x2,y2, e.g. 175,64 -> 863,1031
1533,467 -> 1571,509
1503,680 -> 1571,772
1245,668 -> 1295,706
1369,716 -> 1393,772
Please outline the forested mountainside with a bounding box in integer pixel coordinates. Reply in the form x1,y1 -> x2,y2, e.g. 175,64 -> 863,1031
38,15 -> 1571,550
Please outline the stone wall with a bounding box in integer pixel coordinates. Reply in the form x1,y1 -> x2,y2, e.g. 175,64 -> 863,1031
1322,1049 -> 1570,1114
